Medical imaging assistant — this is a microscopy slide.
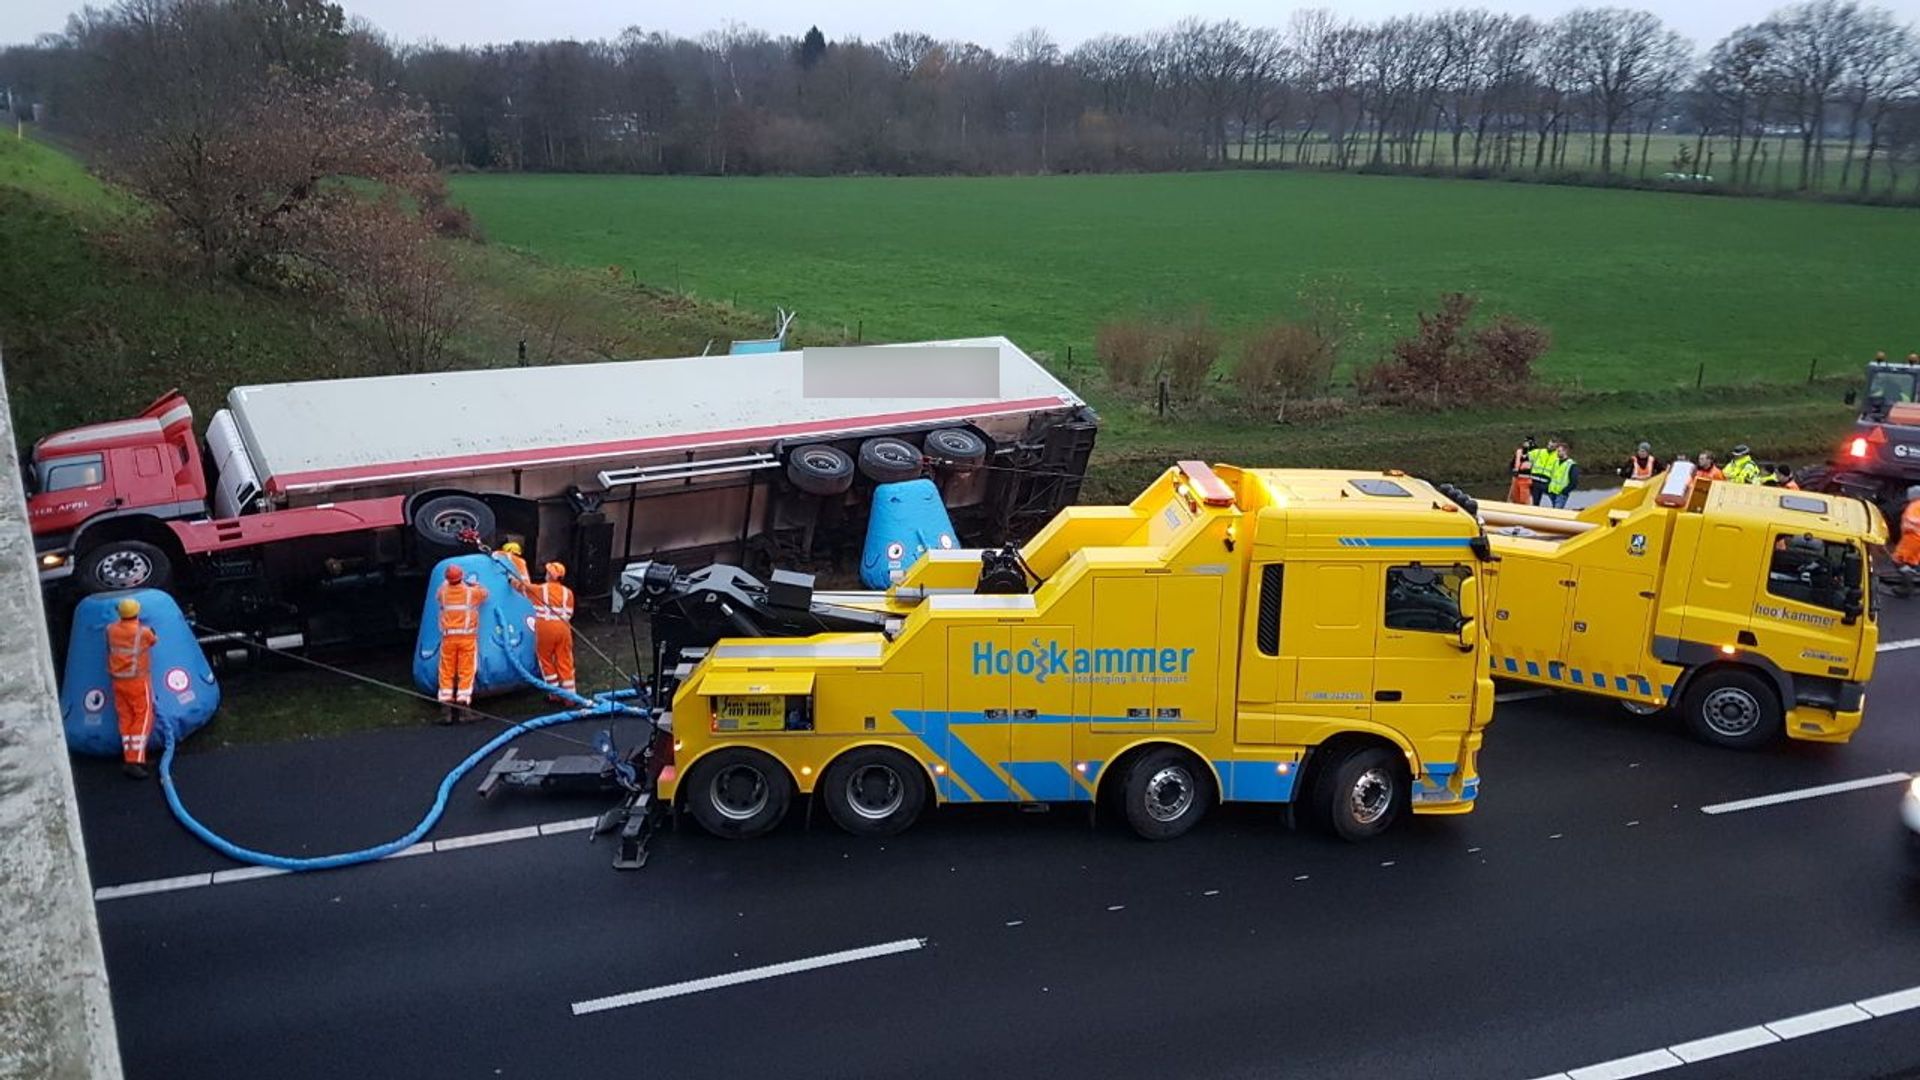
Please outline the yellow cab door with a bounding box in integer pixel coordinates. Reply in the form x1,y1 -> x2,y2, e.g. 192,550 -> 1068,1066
1751,532 -> 1869,673
1088,577 -> 1159,732
945,627 -> 1014,802
1373,562 -> 1478,731
1235,563 -> 1295,744
1677,521 -> 1760,649
1272,561 -> 1375,743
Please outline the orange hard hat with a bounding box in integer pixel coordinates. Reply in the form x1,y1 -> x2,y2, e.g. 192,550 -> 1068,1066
445,565 -> 464,582
545,561 -> 566,580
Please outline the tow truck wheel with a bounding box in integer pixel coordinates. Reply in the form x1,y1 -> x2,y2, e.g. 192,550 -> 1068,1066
685,748 -> 794,839
1308,745 -> 1405,842
1119,747 -> 1212,841
1681,668 -> 1783,750
77,540 -> 173,594
820,747 -> 928,836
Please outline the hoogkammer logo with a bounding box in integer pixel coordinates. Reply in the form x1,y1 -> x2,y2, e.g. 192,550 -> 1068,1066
972,639 -> 1196,684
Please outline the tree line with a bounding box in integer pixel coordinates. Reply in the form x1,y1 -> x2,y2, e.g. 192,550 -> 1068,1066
5,0 -> 1920,197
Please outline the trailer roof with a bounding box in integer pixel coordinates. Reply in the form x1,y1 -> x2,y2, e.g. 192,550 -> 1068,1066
228,338 -> 1084,493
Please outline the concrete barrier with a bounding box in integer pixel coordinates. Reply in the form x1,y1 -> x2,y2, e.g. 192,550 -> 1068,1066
0,365 -> 122,1078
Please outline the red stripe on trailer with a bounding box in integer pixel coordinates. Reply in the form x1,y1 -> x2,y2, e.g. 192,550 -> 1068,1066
168,496 -> 407,554
264,397 -> 1073,495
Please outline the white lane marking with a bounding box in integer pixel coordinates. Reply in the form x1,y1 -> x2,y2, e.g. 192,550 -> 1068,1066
1547,984 -> 1920,1077
434,825 -> 541,851
1668,1026 -> 1778,1063
1878,638 -> 1920,653
95,816 -> 593,901
1566,1049 -> 1683,1079
570,938 -> 926,1016
538,816 -> 598,836
1699,772 -> 1912,815
93,873 -> 212,901
1765,1003 -> 1871,1039
1496,689 -> 1555,704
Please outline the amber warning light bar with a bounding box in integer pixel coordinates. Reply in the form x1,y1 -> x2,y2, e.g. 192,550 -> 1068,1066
802,346 -> 1001,399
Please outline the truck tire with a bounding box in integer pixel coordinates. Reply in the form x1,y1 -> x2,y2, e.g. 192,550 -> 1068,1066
411,493 -> 495,555
858,437 -> 923,483
1681,668 -> 1783,750
925,427 -> 988,468
77,539 -> 173,594
1119,746 -> 1212,840
1306,745 -> 1404,842
684,748 -> 794,839
787,445 -> 855,496
819,747 -> 928,836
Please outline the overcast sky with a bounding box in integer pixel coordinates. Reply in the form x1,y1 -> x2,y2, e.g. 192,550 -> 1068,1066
6,0 -> 1920,52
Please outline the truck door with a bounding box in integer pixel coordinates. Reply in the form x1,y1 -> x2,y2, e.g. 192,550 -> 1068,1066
1155,576 -> 1221,733
1006,625 -> 1079,800
1486,556 -> 1574,674
1274,562 -> 1375,734
945,627 -> 1014,802
1678,522 -> 1760,649
1751,534 -> 1867,671
1374,563 -> 1477,731
1565,566 -> 1656,692
1235,564 -> 1296,744
1089,577 -> 1159,733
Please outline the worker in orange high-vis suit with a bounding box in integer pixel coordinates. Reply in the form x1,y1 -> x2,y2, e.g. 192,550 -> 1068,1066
437,565 -> 488,724
494,541 -> 528,582
523,562 -> 576,700
106,597 -> 159,779
1894,486 -> 1920,580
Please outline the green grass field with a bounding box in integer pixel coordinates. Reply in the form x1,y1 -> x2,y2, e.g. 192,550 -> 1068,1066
450,169 -> 1920,390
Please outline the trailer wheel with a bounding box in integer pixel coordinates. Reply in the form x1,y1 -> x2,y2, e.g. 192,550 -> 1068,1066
685,748 -> 794,839
1306,744 -> 1405,842
786,444 -> 855,496
77,540 -> 173,594
858,437 -> 923,483
1119,747 -> 1212,840
411,493 -> 496,554
819,747 -> 928,836
1681,668 -> 1783,750
925,428 -> 988,468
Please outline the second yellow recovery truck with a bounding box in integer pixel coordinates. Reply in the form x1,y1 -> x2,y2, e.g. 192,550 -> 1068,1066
1476,463 -> 1885,748
621,462 -> 1496,842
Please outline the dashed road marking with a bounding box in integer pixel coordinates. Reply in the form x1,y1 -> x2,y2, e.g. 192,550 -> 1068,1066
1878,638 -> 1920,653
570,938 -> 926,1016
1699,771 -> 1912,815
94,815 -> 600,902
1532,981 -> 1920,1079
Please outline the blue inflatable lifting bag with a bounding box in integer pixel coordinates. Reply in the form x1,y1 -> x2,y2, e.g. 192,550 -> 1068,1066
61,589 -> 219,757
860,479 -> 960,589
412,553 -> 539,700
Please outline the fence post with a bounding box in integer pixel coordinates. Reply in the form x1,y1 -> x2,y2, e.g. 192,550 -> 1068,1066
1157,374 -> 1169,418
1807,356 -> 1818,384
1695,362 -> 1705,389
857,319 -> 863,342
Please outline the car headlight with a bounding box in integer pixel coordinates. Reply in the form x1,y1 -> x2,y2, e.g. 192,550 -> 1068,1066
39,552 -> 67,568
1909,776 -> 1920,800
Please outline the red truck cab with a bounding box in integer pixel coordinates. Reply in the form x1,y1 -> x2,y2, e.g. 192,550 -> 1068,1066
28,391 -> 207,588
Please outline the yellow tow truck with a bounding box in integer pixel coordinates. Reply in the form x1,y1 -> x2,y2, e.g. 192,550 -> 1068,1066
1475,463 -> 1885,748
621,462 -> 1496,842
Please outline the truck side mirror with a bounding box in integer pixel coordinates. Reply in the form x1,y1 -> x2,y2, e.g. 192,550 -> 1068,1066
1455,577 -> 1481,652
1844,388 -> 1857,406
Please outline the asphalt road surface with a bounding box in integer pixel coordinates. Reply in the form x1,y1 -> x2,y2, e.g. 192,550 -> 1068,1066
80,601 -> 1920,1080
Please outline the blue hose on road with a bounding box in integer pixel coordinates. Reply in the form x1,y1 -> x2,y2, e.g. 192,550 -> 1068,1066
156,691 -> 644,872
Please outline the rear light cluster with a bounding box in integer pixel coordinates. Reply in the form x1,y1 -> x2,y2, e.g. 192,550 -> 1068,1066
1849,437 -> 1870,459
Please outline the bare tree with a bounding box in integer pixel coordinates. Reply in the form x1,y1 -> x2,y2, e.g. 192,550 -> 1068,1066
1562,8 -> 1691,175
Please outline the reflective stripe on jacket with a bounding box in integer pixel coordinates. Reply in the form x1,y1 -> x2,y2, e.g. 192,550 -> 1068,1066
438,582 -> 488,636
1724,455 -> 1762,484
1527,447 -> 1557,481
1548,457 -> 1579,496
105,620 -> 156,680
530,582 -> 574,623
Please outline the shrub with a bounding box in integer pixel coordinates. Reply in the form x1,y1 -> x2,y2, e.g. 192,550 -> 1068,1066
1359,292 -> 1550,407
1234,320 -> 1336,422
1095,318 -> 1159,388
1164,310 -> 1222,399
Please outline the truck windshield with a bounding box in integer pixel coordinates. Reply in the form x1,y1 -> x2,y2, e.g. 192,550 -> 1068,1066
1766,534 -> 1863,614
1384,563 -> 1468,632
1867,369 -> 1916,405
35,454 -> 105,493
